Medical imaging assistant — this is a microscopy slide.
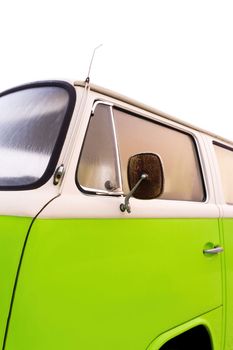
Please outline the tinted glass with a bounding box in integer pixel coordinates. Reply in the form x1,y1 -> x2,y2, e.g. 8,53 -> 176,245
78,104 -> 121,193
114,109 -> 205,201
214,143 -> 233,204
0,86 -> 70,187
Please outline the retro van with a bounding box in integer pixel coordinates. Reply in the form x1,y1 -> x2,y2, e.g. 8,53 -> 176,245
0,79 -> 232,350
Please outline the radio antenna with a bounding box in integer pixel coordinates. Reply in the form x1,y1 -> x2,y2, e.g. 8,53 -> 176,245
85,44 -> 103,84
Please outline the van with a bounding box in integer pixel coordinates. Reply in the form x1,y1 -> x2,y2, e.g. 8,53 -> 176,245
0,79 -> 231,350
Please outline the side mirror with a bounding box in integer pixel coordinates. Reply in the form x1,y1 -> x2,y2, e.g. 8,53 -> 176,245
120,153 -> 164,213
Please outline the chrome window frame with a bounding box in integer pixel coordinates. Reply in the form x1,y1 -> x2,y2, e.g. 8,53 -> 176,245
77,100 -> 123,196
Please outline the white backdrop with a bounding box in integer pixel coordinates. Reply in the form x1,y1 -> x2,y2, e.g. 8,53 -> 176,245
1,0 -> 233,139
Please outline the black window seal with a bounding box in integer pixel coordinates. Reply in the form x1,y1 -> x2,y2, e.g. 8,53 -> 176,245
0,80 -> 76,191
213,140 -> 233,152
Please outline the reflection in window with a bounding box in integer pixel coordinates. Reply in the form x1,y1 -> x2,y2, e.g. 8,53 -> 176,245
113,108 -> 205,202
78,104 -> 121,194
214,143 -> 233,204
0,86 -> 70,187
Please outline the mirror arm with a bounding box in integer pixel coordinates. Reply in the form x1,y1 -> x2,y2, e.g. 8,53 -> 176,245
120,173 -> 148,213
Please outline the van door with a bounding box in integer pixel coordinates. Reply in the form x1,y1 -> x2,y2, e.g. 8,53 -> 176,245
0,81 -> 75,349
211,141 -> 233,350
4,102 -> 223,350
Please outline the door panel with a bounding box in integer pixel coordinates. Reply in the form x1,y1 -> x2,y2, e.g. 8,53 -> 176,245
5,216 -> 222,350
0,80 -> 76,349
0,216 -> 32,349
211,141 -> 233,350
219,212 -> 233,350
5,101 -> 223,349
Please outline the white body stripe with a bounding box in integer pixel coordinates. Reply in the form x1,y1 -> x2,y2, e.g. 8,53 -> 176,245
38,193 -> 220,219
0,83 -> 232,219
39,87 -> 220,219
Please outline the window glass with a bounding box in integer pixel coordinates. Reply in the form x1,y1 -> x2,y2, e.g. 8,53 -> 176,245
0,85 -> 70,188
113,108 -> 204,201
77,104 -> 121,194
214,143 -> 233,204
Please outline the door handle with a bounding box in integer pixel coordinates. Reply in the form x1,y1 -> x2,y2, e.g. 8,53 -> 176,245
203,246 -> 224,255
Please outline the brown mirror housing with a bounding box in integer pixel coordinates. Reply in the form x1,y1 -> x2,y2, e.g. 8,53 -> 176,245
128,153 -> 164,199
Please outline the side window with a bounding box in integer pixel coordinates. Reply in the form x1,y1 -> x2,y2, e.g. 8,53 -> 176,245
213,142 -> 233,204
77,103 -> 122,194
113,108 -> 205,201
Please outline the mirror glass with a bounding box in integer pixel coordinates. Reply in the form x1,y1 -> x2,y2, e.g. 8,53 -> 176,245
128,153 -> 164,199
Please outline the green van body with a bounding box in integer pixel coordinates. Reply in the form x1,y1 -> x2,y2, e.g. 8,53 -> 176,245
0,80 -> 232,349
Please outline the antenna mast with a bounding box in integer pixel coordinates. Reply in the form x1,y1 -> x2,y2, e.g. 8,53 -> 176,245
85,44 -> 103,84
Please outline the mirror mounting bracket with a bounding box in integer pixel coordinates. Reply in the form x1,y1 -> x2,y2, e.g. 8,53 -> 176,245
120,173 -> 148,213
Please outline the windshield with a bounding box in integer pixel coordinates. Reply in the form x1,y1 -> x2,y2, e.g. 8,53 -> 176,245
0,82 -> 75,189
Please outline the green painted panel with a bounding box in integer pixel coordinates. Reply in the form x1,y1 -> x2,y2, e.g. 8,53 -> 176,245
6,218 -> 222,349
0,216 -> 32,349
147,307 -> 223,350
220,219 -> 233,350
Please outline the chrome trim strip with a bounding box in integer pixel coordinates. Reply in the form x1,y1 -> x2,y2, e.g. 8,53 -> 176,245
80,185 -> 123,196
110,106 -> 123,192
80,100 -> 123,196
91,100 -> 113,115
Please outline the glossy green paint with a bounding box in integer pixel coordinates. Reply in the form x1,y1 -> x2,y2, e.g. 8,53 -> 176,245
5,217 -> 222,349
220,218 -> 233,350
0,216 -> 32,349
147,307 -> 223,350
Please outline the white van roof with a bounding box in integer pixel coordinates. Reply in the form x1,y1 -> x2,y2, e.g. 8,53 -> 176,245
75,80 -> 233,147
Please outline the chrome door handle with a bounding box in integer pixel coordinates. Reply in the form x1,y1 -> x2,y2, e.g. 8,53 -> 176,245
203,246 -> 224,255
